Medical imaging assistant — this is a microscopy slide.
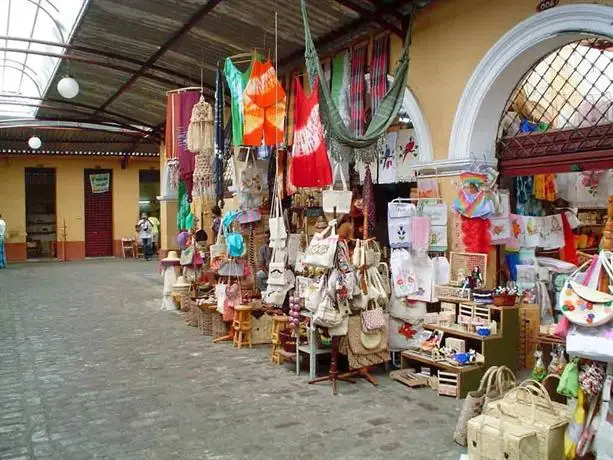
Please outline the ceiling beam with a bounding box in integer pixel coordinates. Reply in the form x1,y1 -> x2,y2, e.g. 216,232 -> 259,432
0,94 -> 155,128
96,0 -> 223,113
0,102 -> 157,137
0,47 -> 211,91
0,35 -> 202,87
334,0 -> 404,37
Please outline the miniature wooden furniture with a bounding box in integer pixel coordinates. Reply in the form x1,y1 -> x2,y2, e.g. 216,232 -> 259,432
121,238 -> 136,258
400,299 -> 520,398
271,315 -> 290,364
296,311 -> 332,380
232,305 -> 253,349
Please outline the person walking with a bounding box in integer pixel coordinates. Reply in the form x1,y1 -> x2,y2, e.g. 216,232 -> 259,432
136,213 -> 153,260
0,214 -> 6,269
148,214 -> 160,255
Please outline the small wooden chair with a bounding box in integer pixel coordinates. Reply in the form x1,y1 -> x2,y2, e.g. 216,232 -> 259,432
271,315 -> 290,363
232,305 -> 253,349
121,238 -> 136,258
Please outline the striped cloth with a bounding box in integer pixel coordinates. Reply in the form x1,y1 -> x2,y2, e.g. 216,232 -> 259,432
349,44 -> 368,135
370,35 -> 389,114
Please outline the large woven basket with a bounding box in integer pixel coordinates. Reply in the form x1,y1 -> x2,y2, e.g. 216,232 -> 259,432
251,313 -> 273,345
212,311 -> 227,339
468,414 -> 539,460
200,304 -> 215,336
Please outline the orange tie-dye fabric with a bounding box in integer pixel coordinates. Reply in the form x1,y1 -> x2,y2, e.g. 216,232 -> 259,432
243,59 -> 287,146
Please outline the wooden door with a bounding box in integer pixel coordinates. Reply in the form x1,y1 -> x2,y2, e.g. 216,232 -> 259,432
84,169 -> 113,257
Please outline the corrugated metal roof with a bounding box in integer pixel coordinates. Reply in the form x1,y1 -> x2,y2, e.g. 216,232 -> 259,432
8,0 -> 415,148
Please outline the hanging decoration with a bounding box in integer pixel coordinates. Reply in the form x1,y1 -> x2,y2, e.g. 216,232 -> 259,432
349,44 -> 368,136
214,65 -> 226,207
370,34 -> 389,114
187,96 -> 214,154
165,90 -> 200,202
28,135 -> 42,150
57,76 -> 79,99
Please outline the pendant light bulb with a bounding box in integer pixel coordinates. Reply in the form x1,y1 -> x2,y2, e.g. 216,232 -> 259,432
57,76 -> 80,99
28,136 -> 42,150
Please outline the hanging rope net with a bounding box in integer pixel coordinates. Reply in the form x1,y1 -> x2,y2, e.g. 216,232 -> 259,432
300,0 -> 415,158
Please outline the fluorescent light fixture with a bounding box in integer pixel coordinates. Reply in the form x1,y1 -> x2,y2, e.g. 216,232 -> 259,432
139,200 -> 151,204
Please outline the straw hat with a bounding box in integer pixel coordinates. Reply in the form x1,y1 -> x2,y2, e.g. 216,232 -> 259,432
173,276 -> 191,293
162,251 -> 180,262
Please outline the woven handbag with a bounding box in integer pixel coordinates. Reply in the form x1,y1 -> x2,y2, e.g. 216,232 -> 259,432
467,414 -> 540,460
361,301 -> 386,332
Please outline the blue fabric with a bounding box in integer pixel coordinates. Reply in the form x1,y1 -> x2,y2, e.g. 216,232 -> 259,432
505,252 -> 520,281
226,232 -> 245,257
0,238 -> 6,268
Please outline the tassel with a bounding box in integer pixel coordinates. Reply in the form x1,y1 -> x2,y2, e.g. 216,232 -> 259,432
192,152 -> 215,199
167,158 -> 180,192
187,95 -> 214,153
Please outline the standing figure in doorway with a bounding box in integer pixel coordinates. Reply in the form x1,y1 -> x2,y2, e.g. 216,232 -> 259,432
148,214 -> 160,255
136,213 -> 153,261
0,214 -> 6,268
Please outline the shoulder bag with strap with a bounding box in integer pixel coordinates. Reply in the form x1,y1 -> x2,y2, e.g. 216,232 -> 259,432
322,162 -> 352,214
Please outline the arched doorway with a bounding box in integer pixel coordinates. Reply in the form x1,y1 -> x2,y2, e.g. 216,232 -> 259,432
448,4 -> 613,163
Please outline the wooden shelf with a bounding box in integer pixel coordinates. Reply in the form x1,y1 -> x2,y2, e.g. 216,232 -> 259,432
423,323 -> 499,341
401,350 -> 482,374
437,296 -> 475,305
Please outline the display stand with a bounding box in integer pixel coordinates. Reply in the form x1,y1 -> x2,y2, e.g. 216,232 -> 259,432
339,203 -> 379,387
308,206 -> 356,395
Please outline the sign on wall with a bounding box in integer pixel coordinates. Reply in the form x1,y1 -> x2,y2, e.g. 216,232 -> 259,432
537,0 -> 559,12
89,173 -> 110,193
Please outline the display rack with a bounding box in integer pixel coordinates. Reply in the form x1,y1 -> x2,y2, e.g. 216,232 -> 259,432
400,299 -> 519,398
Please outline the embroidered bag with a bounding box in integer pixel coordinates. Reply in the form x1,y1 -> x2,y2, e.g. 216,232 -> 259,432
390,248 -> 417,297
305,276 -> 326,313
237,149 -> 264,210
388,199 -> 416,249
269,186 -> 287,246
304,223 -> 338,269
210,224 -> 227,270
322,162 -> 352,214
267,248 -> 287,287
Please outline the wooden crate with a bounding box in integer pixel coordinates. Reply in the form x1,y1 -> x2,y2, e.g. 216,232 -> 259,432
438,371 -> 459,397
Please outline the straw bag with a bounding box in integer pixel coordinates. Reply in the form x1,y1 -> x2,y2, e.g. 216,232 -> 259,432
484,386 -> 570,460
454,366 -> 517,446
322,162 -> 352,214
304,224 -> 338,269
467,414 -> 540,460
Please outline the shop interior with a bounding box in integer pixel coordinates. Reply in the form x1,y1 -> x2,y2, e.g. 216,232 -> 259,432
25,167 -> 57,259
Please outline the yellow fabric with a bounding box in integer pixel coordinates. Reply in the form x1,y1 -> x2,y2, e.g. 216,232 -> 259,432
564,387 -> 585,459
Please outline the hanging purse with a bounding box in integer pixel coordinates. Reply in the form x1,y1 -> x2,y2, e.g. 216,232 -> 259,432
365,240 -> 381,266
267,248 -> 287,287
237,149 -> 264,210
210,224 -> 227,271
269,186 -> 287,246
322,162 -> 352,214
377,262 -> 391,297
304,223 -> 339,269
361,300 -> 386,332
559,256 -> 613,327
352,239 -> 364,268
305,276 -> 326,313
390,248 -> 417,297
313,293 -> 343,328
387,199 -> 416,249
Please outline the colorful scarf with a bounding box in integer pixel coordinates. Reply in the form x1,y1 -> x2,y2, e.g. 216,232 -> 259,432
370,35 -> 389,114
331,51 -> 350,129
349,44 -> 367,135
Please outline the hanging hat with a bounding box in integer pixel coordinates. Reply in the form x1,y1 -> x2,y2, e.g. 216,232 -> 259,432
173,276 -> 191,293
360,329 -> 383,350
162,251 -> 180,262
315,216 -> 328,230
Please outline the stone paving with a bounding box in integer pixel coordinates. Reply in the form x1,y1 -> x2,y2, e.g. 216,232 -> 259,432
0,260 -> 465,460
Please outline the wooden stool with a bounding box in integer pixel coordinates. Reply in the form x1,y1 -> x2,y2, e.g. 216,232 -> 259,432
232,305 -> 253,349
271,315 -> 290,363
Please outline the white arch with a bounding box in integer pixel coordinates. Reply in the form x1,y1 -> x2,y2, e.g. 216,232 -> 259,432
399,82 -> 434,163
448,3 -> 613,162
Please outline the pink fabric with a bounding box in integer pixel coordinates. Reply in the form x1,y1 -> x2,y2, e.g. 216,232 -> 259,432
412,216 -> 431,252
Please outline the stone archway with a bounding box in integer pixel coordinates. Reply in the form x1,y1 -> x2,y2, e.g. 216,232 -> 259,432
448,3 -> 613,163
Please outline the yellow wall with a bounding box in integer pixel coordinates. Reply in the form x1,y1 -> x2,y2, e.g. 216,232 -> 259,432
391,0 -> 610,161
0,155 -> 158,246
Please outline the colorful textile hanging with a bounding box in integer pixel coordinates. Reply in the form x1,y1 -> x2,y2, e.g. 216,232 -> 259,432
461,216 -> 491,254
349,44 -> 368,135
224,56 -> 253,146
243,59 -> 287,146
166,90 -> 200,202
301,0 -> 413,149
215,65 -> 225,206
331,51 -> 350,129
290,76 -> 332,188
533,173 -> 557,201
370,34 -> 389,114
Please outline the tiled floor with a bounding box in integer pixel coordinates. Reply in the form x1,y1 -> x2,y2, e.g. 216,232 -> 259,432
0,260 -> 464,459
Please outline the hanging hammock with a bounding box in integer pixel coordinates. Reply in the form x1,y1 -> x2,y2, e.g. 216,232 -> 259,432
300,0 -> 415,150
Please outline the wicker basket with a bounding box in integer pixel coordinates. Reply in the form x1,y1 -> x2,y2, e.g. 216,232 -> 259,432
200,304 -> 215,336
493,294 -> 517,306
251,313 -> 273,345
212,311 -> 228,339
468,415 -> 539,459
